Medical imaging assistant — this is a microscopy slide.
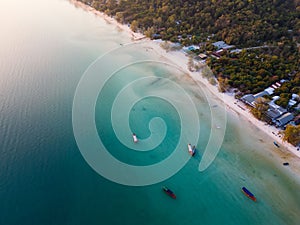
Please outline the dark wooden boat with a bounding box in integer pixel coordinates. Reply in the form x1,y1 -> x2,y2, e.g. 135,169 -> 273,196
242,187 -> 256,202
273,141 -> 280,148
162,186 -> 176,199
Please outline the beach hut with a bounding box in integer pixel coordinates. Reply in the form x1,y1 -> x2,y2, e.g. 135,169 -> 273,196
241,94 -> 256,107
275,113 -> 295,127
253,91 -> 269,99
198,53 -> 208,59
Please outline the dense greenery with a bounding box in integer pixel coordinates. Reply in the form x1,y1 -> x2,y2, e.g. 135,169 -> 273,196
80,0 -> 300,46
79,0 -> 299,106
250,98 -> 269,121
283,124 -> 300,146
78,0 -> 300,145
207,47 -> 300,108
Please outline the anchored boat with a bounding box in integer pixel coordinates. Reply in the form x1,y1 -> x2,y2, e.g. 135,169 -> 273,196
242,187 -> 256,202
162,186 -> 176,199
132,133 -> 138,143
188,144 -> 196,156
273,141 -> 280,148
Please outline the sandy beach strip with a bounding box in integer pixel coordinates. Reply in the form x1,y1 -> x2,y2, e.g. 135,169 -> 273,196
134,40 -> 300,177
70,0 -> 300,162
137,40 -> 299,153
69,0 -> 145,41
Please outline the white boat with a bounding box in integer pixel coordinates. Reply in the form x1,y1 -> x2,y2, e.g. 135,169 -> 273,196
133,133 -> 138,143
188,144 -> 196,156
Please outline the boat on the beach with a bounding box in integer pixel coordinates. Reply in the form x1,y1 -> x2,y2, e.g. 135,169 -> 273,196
132,133 -> 138,143
242,187 -> 256,202
188,144 -> 196,156
273,141 -> 280,148
162,186 -> 176,199
283,162 -> 289,166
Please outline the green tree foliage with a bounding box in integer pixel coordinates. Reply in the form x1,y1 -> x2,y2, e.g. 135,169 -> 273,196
250,97 -> 269,121
130,20 -> 139,32
201,66 -> 215,79
208,48 -> 299,96
80,0 -> 299,99
209,77 -> 217,86
283,124 -> 300,146
80,0 -> 299,45
217,77 -> 229,93
275,93 -> 292,108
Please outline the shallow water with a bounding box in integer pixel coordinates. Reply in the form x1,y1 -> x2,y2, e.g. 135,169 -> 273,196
0,0 -> 299,224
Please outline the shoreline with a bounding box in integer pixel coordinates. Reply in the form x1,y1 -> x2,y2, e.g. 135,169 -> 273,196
148,41 -> 300,156
69,0 -> 145,41
70,0 -> 299,170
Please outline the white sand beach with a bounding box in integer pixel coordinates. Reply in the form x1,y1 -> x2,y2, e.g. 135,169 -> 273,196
71,0 -> 300,168
138,40 -> 300,156
70,0 -> 145,41
156,43 -> 300,178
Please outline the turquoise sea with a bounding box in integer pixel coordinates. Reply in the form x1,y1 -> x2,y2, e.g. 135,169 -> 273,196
1,0 -> 300,224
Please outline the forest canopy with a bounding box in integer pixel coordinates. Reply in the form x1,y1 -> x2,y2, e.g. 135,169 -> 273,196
79,0 -> 300,107
80,0 -> 300,46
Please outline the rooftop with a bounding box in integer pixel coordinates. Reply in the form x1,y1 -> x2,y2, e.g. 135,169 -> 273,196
276,113 -> 295,126
253,91 -> 269,99
241,94 -> 255,106
212,41 -> 234,49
